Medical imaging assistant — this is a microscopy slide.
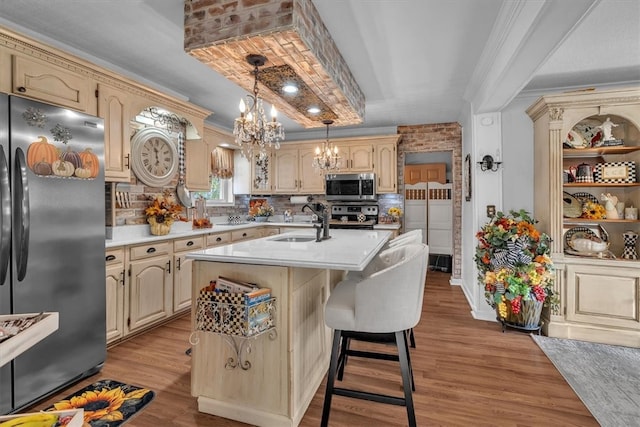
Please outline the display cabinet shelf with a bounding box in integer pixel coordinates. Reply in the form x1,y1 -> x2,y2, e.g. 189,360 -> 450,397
564,218 -> 640,224
563,182 -> 640,188
563,146 -> 640,158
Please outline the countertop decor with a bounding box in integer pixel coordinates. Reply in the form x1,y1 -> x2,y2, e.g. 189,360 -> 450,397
144,192 -> 184,236
475,209 -> 556,330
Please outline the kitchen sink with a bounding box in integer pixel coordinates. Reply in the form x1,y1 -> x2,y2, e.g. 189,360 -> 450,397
270,236 -> 316,243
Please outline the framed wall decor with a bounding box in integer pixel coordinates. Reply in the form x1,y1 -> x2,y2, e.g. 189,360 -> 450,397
464,154 -> 472,201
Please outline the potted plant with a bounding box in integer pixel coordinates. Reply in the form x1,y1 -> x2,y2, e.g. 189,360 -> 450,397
249,199 -> 274,222
145,192 -> 183,235
475,209 -> 556,330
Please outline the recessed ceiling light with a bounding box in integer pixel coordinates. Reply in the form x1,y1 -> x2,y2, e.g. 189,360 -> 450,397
283,84 -> 298,94
308,107 -> 321,114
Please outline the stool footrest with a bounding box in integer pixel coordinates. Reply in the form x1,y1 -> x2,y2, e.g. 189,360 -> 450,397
333,387 -> 406,407
344,349 -> 398,361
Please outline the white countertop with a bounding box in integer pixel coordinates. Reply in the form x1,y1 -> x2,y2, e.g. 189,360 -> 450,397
185,229 -> 392,271
105,218 -> 399,248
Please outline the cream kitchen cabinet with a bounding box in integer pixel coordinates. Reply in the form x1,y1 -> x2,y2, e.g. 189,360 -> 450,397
231,228 -> 262,242
375,140 -> 398,193
126,241 -> 173,334
273,145 -> 324,194
11,54 -> 96,115
298,146 -> 325,193
337,143 -> 373,172
173,236 -> 204,313
206,231 -> 233,248
274,147 -> 298,193
105,247 -> 125,345
98,84 -> 132,182
527,86 -> 640,347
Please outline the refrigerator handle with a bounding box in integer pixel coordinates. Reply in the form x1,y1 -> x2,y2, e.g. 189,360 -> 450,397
13,148 -> 29,281
0,147 -> 11,285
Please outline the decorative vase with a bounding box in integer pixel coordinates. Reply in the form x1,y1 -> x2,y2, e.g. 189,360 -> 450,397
148,216 -> 173,236
254,216 -> 269,223
622,231 -> 638,260
497,298 -> 543,330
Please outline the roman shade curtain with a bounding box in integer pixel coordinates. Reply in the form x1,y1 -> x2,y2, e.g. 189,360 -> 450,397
211,147 -> 234,179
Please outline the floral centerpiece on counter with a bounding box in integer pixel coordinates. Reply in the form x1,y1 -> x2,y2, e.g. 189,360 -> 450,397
145,191 -> 183,235
249,199 -> 274,222
475,209 -> 556,328
387,206 -> 403,223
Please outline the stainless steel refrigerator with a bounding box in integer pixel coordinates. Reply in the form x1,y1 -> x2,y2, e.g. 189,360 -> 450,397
0,94 -> 106,414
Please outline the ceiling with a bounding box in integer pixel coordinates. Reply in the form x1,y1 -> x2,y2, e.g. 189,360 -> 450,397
0,0 -> 638,141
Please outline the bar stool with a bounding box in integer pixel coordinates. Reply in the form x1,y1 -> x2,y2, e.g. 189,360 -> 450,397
321,243 -> 429,427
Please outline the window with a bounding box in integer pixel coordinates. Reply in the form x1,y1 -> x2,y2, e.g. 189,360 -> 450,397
191,175 -> 234,206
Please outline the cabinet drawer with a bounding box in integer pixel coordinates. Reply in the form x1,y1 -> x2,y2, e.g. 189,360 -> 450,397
231,228 -> 261,241
129,241 -> 171,260
105,247 -> 124,265
206,232 -> 232,247
174,236 -> 204,252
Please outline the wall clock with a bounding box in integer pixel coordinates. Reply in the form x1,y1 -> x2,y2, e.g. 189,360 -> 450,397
131,128 -> 178,187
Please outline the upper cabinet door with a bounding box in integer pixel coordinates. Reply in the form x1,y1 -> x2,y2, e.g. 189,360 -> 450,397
298,146 -> 325,194
274,148 -> 299,193
375,142 -> 397,193
98,84 -> 131,182
13,55 -> 96,114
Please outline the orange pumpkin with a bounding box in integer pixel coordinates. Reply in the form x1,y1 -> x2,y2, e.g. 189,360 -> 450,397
27,136 -> 58,169
78,148 -> 99,178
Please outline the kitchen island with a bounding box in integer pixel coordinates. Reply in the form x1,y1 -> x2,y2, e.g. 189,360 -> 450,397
186,229 -> 392,427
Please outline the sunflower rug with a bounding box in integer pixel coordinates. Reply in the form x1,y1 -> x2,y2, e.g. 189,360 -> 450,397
46,379 -> 155,427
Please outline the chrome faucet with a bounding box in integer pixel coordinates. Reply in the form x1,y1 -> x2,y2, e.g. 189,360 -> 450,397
302,203 -> 331,241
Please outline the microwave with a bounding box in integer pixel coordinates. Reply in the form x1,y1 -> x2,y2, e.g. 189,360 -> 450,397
325,173 -> 376,201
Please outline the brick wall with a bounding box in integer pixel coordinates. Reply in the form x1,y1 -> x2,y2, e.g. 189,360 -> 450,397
397,123 -> 462,278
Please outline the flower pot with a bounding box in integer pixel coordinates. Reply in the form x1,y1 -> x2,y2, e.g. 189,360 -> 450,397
148,216 -> 173,236
254,216 -> 269,223
497,298 -> 543,330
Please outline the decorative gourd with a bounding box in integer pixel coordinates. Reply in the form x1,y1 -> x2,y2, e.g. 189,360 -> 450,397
33,160 -> 53,176
26,136 -> 58,169
52,159 -> 75,177
61,147 -> 82,169
74,167 -> 92,179
78,148 -> 99,178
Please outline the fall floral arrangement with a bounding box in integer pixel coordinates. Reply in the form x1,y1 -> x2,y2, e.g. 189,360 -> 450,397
388,206 -> 403,217
249,200 -> 274,218
145,192 -> 183,225
475,210 -> 556,325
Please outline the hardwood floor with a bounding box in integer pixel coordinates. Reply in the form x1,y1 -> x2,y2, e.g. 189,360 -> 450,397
31,271 -> 598,426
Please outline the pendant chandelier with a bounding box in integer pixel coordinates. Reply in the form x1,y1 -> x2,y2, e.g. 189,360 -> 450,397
233,54 -> 285,160
313,119 -> 340,172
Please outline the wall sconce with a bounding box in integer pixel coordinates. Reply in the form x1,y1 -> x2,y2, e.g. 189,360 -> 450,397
477,154 -> 502,172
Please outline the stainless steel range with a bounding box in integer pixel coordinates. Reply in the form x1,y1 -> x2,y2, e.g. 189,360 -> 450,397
330,203 -> 378,229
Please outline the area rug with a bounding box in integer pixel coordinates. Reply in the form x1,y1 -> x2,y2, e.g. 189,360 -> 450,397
46,379 -> 155,427
531,335 -> 640,427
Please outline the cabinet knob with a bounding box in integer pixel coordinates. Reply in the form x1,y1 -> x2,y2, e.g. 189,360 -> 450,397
242,232 -> 247,237
106,254 -> 116,261
187,241 -> 194,246
216,237 -> 222,242
146,247 -> 156,254
16,86 -> 26,93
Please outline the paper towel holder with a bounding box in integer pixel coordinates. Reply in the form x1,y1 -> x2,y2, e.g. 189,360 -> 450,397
290,195 -> 313,204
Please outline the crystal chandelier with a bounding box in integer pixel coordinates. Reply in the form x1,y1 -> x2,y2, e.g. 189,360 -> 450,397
313,119 -> 340,172
233,54 -> 285,160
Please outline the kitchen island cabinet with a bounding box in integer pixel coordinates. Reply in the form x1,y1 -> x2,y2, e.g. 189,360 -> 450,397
186,229 -> 391,427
